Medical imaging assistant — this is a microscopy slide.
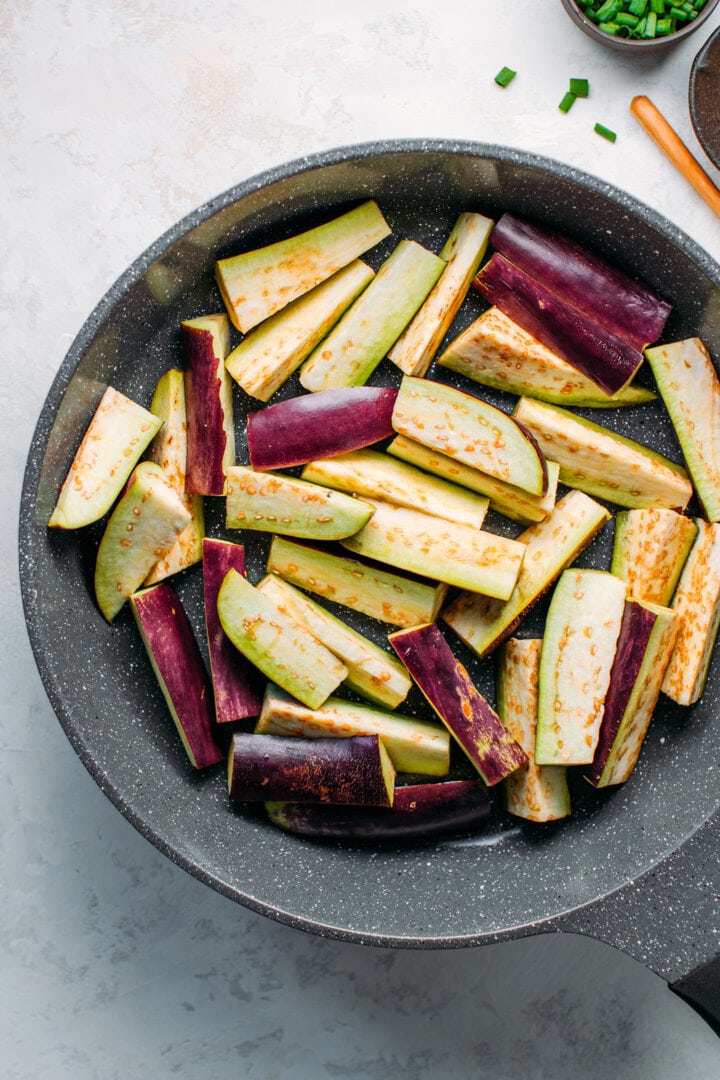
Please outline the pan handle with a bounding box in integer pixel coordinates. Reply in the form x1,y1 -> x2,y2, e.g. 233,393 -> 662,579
549,809 -> 720,1038
670,959 -> 720,1036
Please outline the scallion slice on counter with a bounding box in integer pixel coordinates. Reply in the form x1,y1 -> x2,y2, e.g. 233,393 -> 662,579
494,66 -> 516,87
569,78 -> 590,96
559,91 -> 577,113
595,122 -> 618,142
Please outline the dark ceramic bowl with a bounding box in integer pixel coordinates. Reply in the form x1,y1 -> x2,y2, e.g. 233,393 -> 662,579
690,26 -> 720,169
18,140 -> 720,1031
561,0 -> 720,52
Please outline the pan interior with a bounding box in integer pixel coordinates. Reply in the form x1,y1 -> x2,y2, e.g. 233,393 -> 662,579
20,145 -> 720,944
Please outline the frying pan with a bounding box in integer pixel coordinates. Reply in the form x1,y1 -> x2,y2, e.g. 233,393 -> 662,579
18,141 -> 720,1035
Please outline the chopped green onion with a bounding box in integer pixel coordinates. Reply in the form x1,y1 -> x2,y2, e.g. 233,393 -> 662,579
494,66 -> 517,88
569,78 -> 590,97
559,92 -> 577,113
575,0 -> 690,36
594,0 -> 623,15
594,122 -> 617,142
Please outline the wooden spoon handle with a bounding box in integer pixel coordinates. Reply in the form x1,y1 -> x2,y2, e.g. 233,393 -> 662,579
630,95 -> 720,218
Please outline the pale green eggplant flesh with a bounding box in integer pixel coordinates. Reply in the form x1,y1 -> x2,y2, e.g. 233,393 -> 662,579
443,491 -> 611,658
514,396 -> 692,511
535,570 -> 627,766
266,537 -> 448,627
300,240 -> 445,391
495,638 -> 571,821
94,461 -> 192,623
439,306 -> 656,407
256,574 -> 411,709
387,434 -> 559,525
662,520 -> 720,706
217,569 -> 347,710
645,337 -> 720,521
215,200 -> 391,333
301,449 -> 489,529
256,684 -> 450,777
388,212 -> 493,377
49,386 -> 162,530
392,376 -> 548,496
225,466 -> 373,540
340,499 -> 525,600
611,508 -> 697,606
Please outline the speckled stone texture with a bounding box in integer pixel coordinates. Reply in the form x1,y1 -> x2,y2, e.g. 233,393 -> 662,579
6,2 -> 720,1077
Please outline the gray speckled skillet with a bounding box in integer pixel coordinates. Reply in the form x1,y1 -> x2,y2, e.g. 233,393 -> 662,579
18,141 -> 720,1034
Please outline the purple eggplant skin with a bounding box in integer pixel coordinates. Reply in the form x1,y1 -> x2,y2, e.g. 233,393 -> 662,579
227,732 -> 395,805
474,254 -> 645,396
246,386 -> 398,471
585,599 -> 657,787
182,323 -> 228,496
489,213 -> 671,351
202,539 -> 264,724
389,622 -> 527,786
265,779 -> 491,842
131,583 -> 224,770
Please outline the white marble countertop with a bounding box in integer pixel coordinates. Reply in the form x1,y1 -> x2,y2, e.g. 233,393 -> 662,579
4,2 -> 720,1076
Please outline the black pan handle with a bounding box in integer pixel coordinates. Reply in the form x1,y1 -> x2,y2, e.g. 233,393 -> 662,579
548,809 -> 720,1037
671,958 -> 720,1036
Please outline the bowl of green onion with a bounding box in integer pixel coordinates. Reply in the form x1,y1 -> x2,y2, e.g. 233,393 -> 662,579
561,0 -> 719,49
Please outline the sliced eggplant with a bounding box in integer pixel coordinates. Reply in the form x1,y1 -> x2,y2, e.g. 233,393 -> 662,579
301,450 -> 489,530
645,337 -> 720,521
131,584 -> 224,770
662,520 -> 720,706
495,639 -> 571,822
340,500 -> 525,600
217,568 -> 347,709
145,368 -> 205,584
48,386 -> 162,530
225,466 -> 373,540
488,212 -> 671,350
389,621 -> 527,785
388,212 -> 493,377
182,313 -> 235,496
514,396 -> 693,512
215,200 -> 391,333
225,260 -> 374,401
474,254 -> 645,396
438,307 -> 656,407
202,539 -> 263,724
266,537 -> 448,627
256,574 -> 412,710
443,490 -> 611,658
611,508 -> 698,606
392,376 -> 548,497
299,240 -> 446,391
94,461 -> 192,622
227,732 -> 395,806
256,683 -> 449,776
587,598 -> 679,787
387,434 -> 560,525
247,386 -> 397,470
265,779 -> 491,841
535,569 -> 627,766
